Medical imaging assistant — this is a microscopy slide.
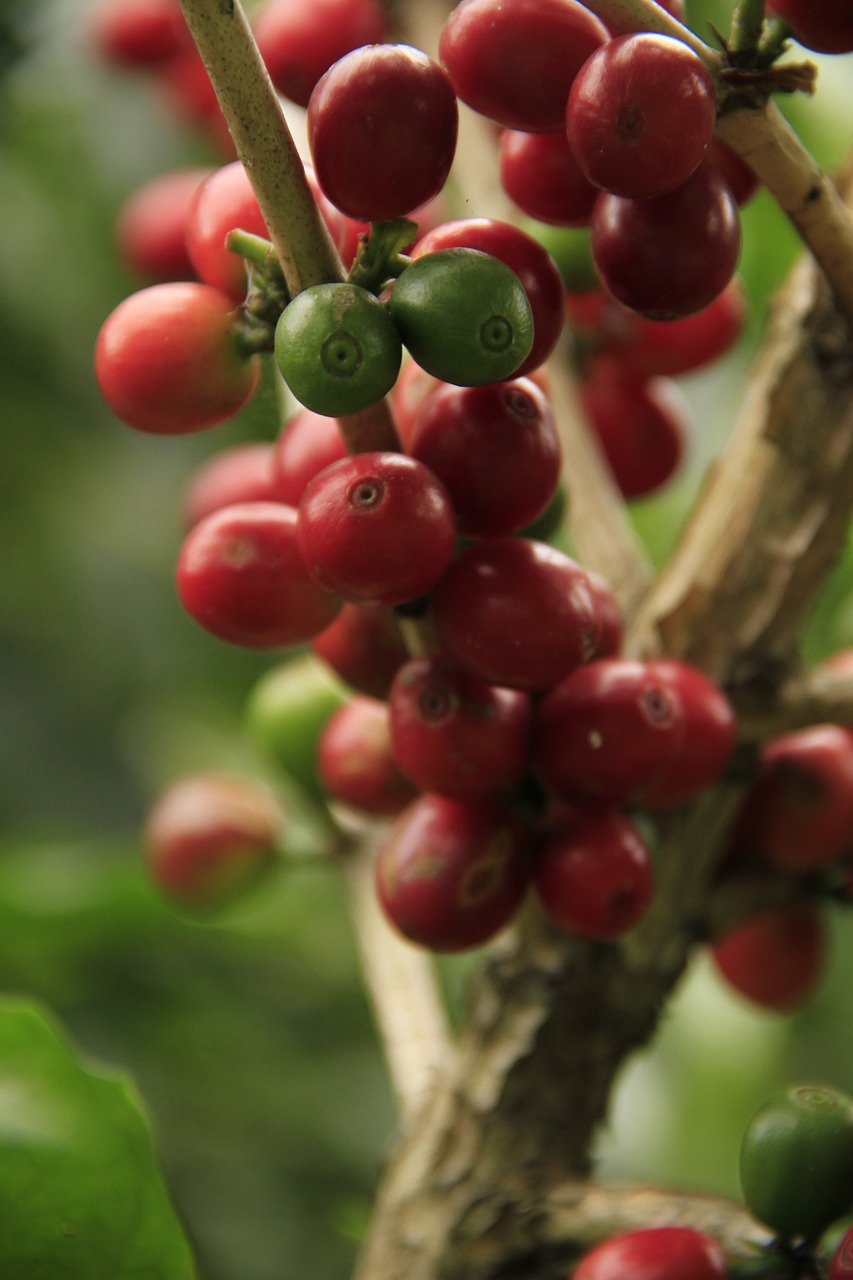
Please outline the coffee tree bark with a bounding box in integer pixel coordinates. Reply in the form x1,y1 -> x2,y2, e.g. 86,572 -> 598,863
178,1 -> 853,1276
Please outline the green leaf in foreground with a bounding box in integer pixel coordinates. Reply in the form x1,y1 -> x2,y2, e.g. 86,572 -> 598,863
0,999 -> 195,1280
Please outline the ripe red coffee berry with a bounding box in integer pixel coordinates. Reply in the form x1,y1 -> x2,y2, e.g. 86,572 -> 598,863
535,810 -> 654,939
182,442 -> 279,529
317,696 -> 417,817
566,34 -> 716,199
115,166 -> 211,282
831,1225 -> 853,1280
641,659 -> 736,807
311,603 -> 409,700
308,44 -> 458,222
270,409 -> 347,507
711,904 -> 827,1012
573,1226 -> 728,1280
89,0 -> 187,67
376,794 -> 532,951
765,0 -> 853,54
145,772 -> 283,909
389,656 -> 532,798
297,452 -> 457,607
185,161 -> 270,302
176,502 -> 341,648
253,0 -> 388,107
439,0 -> 608,132
432,538 -> 598,692
499,129 -> 599,227
95,282 -> 259,434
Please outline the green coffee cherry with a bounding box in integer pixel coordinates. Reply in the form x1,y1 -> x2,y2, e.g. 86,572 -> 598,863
245,653 -> 349,797
389,247 -> 534,386
274,282 -> 402,416
739,1084 -> 853,1242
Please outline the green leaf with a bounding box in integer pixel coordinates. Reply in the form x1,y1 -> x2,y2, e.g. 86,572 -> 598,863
0,1000 -> 195,1280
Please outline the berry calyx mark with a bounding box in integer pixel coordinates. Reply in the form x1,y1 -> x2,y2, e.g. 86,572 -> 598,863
480,314 -> 514,353
321,329 -> 363,378
616,104 -> 644,143
347,477 -> 386,510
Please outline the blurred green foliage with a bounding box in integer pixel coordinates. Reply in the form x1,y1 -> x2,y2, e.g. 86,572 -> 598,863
1,2 -> 853,1278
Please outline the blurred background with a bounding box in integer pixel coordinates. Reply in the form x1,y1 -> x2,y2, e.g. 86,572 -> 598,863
1,2 -> 852,1277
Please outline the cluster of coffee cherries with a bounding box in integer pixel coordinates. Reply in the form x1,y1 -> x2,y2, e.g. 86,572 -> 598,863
568,1082 -> 853,1280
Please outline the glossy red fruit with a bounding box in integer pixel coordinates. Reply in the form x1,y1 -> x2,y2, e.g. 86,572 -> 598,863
534,810 -> 654,939
533,658 -> 686,804
831,1225 -> 853,1280
499,129 -> 599,227
438,0 -> 608,132
175,502 -> 341,648
95,282 -> 259,434
586,570 -> 624,659
579,360 -> 688,500
145,772 -> 283,908
297,452 -> 457,606
270,409 -> 348,507
566,34 -> 716,199
115,167 -> 210,282
573,1226 -> 728,1280
308,44 -> 458,222
590,162 -> 741,319
707,139 -> 760,207
731,725 -> 853,873
253,0 -> 388,107
432,538 -> 598,692
711,905 -> 827,1012
376,794 -> 532,951
389,656 -> 532,798
408,377 -> 561,537
317,696 -> 417,817
766,0 -> 853,54
89,0 -> 187,67
641,660 -> 737,806
185,161 -> 270,302
182,442 -> 279,529
413,218 -> 565,377
311,603 -> 409,700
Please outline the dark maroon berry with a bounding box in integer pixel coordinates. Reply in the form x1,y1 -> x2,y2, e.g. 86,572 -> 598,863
499,129 -> 599,227
641,660 -> 737,807
317,695 -> 417,816
766,0 -> 853,54
253,0 -> 388,107
311,603 -> 409,699
711,905 -> 827,1012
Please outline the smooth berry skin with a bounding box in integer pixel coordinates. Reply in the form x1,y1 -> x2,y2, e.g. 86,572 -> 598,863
579,360 -> 688,500
145,773 -> 282,909
409,378 -> 561,537
115,167 -> 211,282
711,904 -> 827,1012
185,161 -> 271,302
389,656 -> 532,799
831,1225 -> 853,1280
566,34 -> 716,199
311,603 -> 409,700
499,129 -> 599,228
253,0 -> 388,107
533,659 -> 686,805
297,453 -> 456,607
591,162 -> 741,319
376,794 -> 532,952
438,0 -> 608,133
317,696 -> 417,817
413,219 -> 565,377
182,442 -> 279,529
641,659 -> 736,807
95,282 -> 259,434
176,502 -> 341,648
586,570 -> 624,659
730,725 -> 853,874
535,811 -> 654,939
432,538 -> 598,693
89,0 -> 187,67
766,0 -> 853,54
573,1227 -> 728,1280
308,44 -> 458,222
707,139 -> 760,207
271,409 -> 348,507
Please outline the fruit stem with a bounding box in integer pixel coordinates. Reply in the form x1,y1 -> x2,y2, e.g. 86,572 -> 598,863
756,17 -> 793,66
729,0 -> 766,56
574,0 -> 721,71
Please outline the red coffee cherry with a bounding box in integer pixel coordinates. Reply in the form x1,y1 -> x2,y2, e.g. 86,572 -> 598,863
533,658 -> 686,805
707,140 -> 760,207
566,34 -> 716,199
182,442 -> 279,529
185,161 -> 271,302
641,659 -> 737,807
499,129 -> 599,228
252,0 -> 388,107
766,0 -> 853,54
308,44 -> 458,222
590,162 -> 741,319
297,452 -> 457,607
534,809 -> 654,939
438,0 -> 608,132
311,603 -> 409,700
375,794 -> 532,951
270,408 -> 347,507
145,772 -> 283,908
175,502 -> 341,648
586,570 -> 624,659
115,167 -> 211,282
317,696 -> 417,817
831,1225 -> 853,1280
94,282 -> 259,434
408,377 -> 561,537
89,0 -> 188,67
711,904 -> 827,1012
389,656 -> 532,798
573,1226 -> 728,1280
413,218 -> 565,377
432,538 -> 598,692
